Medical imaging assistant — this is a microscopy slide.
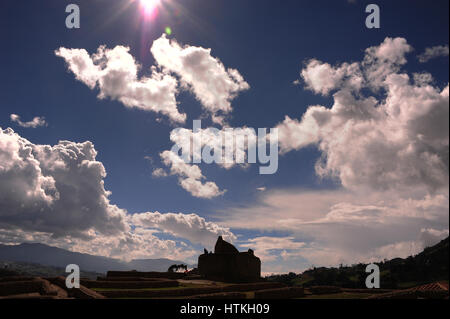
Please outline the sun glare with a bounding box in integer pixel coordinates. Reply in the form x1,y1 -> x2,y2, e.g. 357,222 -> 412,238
140,0 -> 161,14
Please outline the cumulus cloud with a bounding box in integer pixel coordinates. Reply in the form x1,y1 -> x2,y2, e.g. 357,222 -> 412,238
56,35 -> 251,197
55,45 -> 186,123
418,45 -> 449,63
152,167 -> 168,177
280,37 -> 449,193
248,38 -> 449,271
10,114 -> 47,128
129,211 -> 235,247
299,37 -> 412,95
56,35 -> 249,125
160,150 -> 225,198
0,127 -> 127,238
0,209 -> 231,263
363,37 -> 413,89
157,124 -> 265,197
151,34 -> 249,124
77,228 -> 197,262
57,36 -> 252,198
0,127 -> 234,261
186,37 -> 448,273
413,72 -> 434,86
63,209 -> 232,261
301,59 -> 363,95
0,225 -> 197,262
168,125 -> 258,169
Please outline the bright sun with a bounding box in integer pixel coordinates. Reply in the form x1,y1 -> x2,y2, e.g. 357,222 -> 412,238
140,0 -> 161,13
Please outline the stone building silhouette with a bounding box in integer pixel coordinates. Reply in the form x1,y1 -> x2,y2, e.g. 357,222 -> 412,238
198,236 -> 261,283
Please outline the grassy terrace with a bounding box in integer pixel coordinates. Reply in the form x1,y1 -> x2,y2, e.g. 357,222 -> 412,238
86,275 -> 398,299
89,281 -> 295,299
92,286 -> 187,292
91,281 -> 229,292
91,287 -> 375,299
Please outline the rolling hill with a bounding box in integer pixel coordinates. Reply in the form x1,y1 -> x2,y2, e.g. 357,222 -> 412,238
266,237 -> 449,289
0,243 -> 193,274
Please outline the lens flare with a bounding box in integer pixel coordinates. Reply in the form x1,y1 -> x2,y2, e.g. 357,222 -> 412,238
139,0 -> 160,17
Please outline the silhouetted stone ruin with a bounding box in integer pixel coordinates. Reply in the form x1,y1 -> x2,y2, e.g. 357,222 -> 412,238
214,236 -> 239,254
198,236 -> 261,283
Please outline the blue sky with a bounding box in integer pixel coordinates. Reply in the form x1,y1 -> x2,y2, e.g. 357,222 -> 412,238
0,0 -> 449,273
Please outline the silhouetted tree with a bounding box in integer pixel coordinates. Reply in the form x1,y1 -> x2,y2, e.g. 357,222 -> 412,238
168,264 -> 188,273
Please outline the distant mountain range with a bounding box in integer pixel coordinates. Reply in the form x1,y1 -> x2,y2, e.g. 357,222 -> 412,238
0,243 -> 194,274
0,260 -> 102,279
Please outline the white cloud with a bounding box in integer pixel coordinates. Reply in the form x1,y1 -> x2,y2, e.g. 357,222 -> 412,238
301,59 -> 363,95
129,211 -> 235,248
157,125 -> 262,197
419,227 -> 449,248
368,228 -> 449,262
413,72 -> 434,86
279,37 -> 448,193
219,53 -> 449,268
0,127 -> 234,262
152,167 -> 168,177
363,37 -> 413,89
218,188 -> 448,231
56,34 -> 249,125
160,150 -> 225,198
366,37 -> 412,64
418,45 -> 449,63
79,228 -> 198,262
56,36 -> 251,196
298,37 -> 412,95
168,125 -> 258,169
10,114 -> 47,128
151,34 -> 249,124
0,225 -> 197,263
0,127 -> 127,238
240,236 -> 305,263
265,38 -> 448,269
55,45 -> 186,123
217,188 -> 448,271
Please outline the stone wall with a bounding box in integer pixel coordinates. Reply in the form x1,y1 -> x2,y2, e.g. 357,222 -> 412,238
198,251 -> 261,283
106,271 -> 185,279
